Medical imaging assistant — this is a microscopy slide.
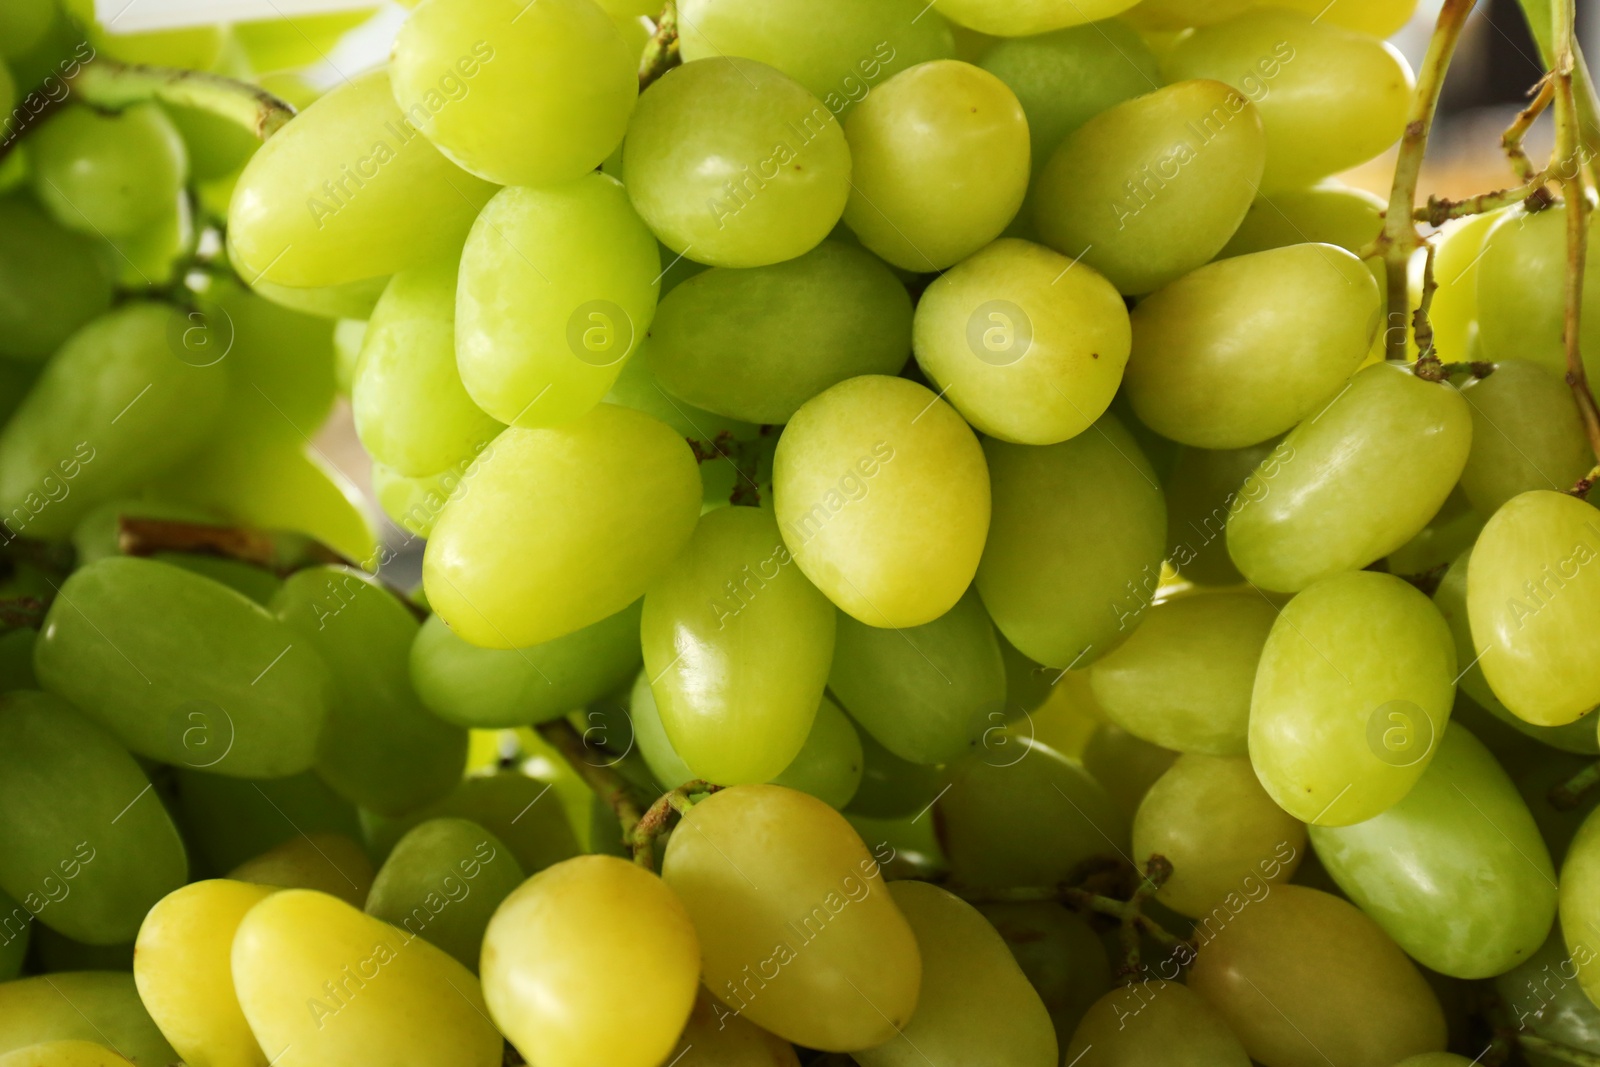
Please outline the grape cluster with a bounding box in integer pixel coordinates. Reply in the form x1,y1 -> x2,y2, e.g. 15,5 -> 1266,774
0,0 -> 1598,1065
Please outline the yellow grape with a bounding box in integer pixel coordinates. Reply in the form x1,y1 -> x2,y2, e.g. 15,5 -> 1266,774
1428,209 -> 1505,365
928,0 -> 1141,36
0,1043 -> 134,1067
662,991 -> 799,1067
0,973 -> 176,1066
227,834 -> 374,909
1219,181 -> 1384,260
1458,361 -> 1593,516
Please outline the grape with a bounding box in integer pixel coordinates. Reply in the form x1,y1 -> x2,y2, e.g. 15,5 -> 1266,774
0,888 -> 25,980
1163,11 -> 1413,191
1163,438 -> 1280,586
86,25 -> 228,70
1187,885 -> 1446,1067
352,262 -> 503,477
363,772 -> 580,876
0,303 -> 227,539
234,10 -> 374,72
333,319 -> 365,398
228,68 -> 497,289
1081,720 -> 1180,820
1469,491 -> 1600,726
0,195 -> 113,363
132,879 -> 275,1067
248,275 -> 389,322
660,785 -> 921,1049
410,601 -> 642,729
1219,180 -> 1385,259
643,240 -> 912,425
1033,80 -> 1265,295
911,238 -> 1130,445
1475,203 -> 1600,382
855,881 -> 1055,1067
482,855 -> 698,1067
1495,927 -> 1600,1061
0,1041 -> 135,1066
665,989 -> 800,1066
1226,363 -> 1473,593
29,104 -> 187,238
935,735 -> 1127,889
628,665 -> 698,790
1000,633 -> 1056,716
422,405 -> 701,650
976,414 -> 1166,667
1087,591 -> 1276,756
0,973 -> 177,1066
34,556 -> 333,778
1125,244 -> 1380,449
173,769 -> 363,875
605,350 -> 758,442
1416,209 -> 1504,365
232,889 -> 503,1066
929,0 -> 1141,35
847,727 -> 946,819
623,58 -> 851,268
1272,0 -> 1419,36
0,691 -> 186,945
1556,810 -> 1600,1013
828,586 -> 1005,765
1388,487 -> 1489,577
456,174 -> 660,428
977,902 -> 1110,1046
773,375 -> 990,629
1064,980 -> 1251,1067
228,834 -> 374,908
1251,570 -> 1456,826
1459,362 -> 1593,516
208,280 -> 340,437
104,191 -> 196,290
0,1 -> 51,58
372,460 -> 477,540
1310,722 -> 1555,978
768,696 -> 864,809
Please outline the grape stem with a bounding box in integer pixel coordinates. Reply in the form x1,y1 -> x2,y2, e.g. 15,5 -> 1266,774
638,0 -> 681,92
1572,463 -> 1600,497
627,779 -> 721,868
534,718 -> 646,841
1550,759 -> 1600,810
685,433 -> 764,507
1550,0 -> 1600,465
1504,75 -> 1556,183
1415,177 -> 1555,226
0,597 -> 47,631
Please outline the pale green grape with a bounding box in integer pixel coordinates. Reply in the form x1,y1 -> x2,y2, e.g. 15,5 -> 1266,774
629,667 -> 697,790
1459,362 -> 1593,515
29,104 -> 186,238
1126,244 -> 1380,448
1187,886 -> 1445,1067
912,237 -> 1130,445
841,60 -> 1028,271
174,770 -> 362,875
1163,438 -> 1281,586
1065,981 -> 1251,1067
977,902 -> 1110,1046
1496,928 -> 1600,1062
1555,810 -> 1600,1011
1428,210 -> 1505,366
410,601 -> 642,729
228,68 -> 496,288
166,100 -> 259,186
0,973 -> 177,1065
1000,633 -> 1056,716
1311,723 -> 1555,978
0,692 -> 186,945
363,772 -> 580,876
232,889 -> 502,1067
643,240 -> 912,425
457,174 -> 660,428
371,457 -> 485,540
665,990 -> 801,1067
624,58 -> 851,268
929,0 -> 1141,35
34,557 -> 332,778
661,785 -> 921,1050
232,10 -> 373,71
1088,592 -> 1277,756
248,275 -> 389,322
642,505 -> 836,784
0,1 -> 51,58
422,405 -> 701,649
0,1040 -> 136,1066
769,696 -> 864,809
856,881 -> 1055,1067
353,262 -> 503,476
773,375 -> 990,629
1250,570 -> 1457,826
86,24 -> 227,69
976,414 -> 1166,667
0,195 -> 112,363
1219,180 -> 1384,259
1475,203 -> 1600,382
1033,80 -> 1265,295
1227,363 -> 1473,592
333,319 -> 365,397
1081,720 -> 1179,820
846,727 -> 945,818
1388,487 -> 1487,577
133,879 -> 276,1067
1468,491 -> 1600,726
208,280 -> 340,437
828,586 -> 1005,765
605,344 -> 756,439
228,833 -> 374,908
1164,11 -> 1413,191
103,191 -> 195,290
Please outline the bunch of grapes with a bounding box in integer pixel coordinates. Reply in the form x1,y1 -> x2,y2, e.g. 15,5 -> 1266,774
1,0 -> 1599,1064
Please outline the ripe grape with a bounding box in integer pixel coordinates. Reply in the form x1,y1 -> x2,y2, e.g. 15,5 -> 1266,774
1475,200 -> 1600,382
769,696 -> 865,810
665,990 -> 801,1066
1219,180 -> 1385,259
929,0 -> 1141,36
1459,362 -> 1594,516
0,196 -> 112,363
29,104 -> 187,238
172,769 -> 363,875
1162,438 -> 1280,586
233,10 -> 375,72
977,902 -> 1110,1046
0,1041 -> 136,1066
1421,208 -> 1504,365
0,973 -> 177,1066
1081,721 -> 1180,819
1065,980 -> 1251,1067
228,834 -> 375,908
0,0 -> 52,58
847,728 -> 946,819
248,274 -> 389,322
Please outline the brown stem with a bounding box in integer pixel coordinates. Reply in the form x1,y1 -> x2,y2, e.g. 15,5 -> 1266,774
1506,76 -> 1557,182
0,597 -> 47,631
1572,463 -> 1600,497
1552,0 -> 1600,464
535,719 -> 646,846
1417,177 -> 1556,225
1413,241 -> 1442,377
627,780 -> 721,868
638,0 -> 680,92
1551,759 -> 1600,810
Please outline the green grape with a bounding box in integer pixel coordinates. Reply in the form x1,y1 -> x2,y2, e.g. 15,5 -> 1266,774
0,195 -> 112,363
165,101 -> 261,185
661,785 -> 920,1050
234,10 -> 374,72
1428,210 -> 1504,366
1088,591 -> 1276,756
86,24 -> 228,69
0,973 -> 177,1065
604,351 -> 758,440
773,375 -> 989,629
0,303 -> 227,539
769,696 -> 864,809
935,735 -> 1127,889
976,414 -> 1166,667
840,60 -> 1028,272
1475,204 -> 1600,381
208,279 -> 339,436
1065,980 -> 1251,1067
1164,11 -> 1413,191
228,68 -> 497,289
1033,80 -> 1265,295
248,275 -> 389,322
365,818 -> 523,973
0,630 -> 33,695
371,457 -> 482,540
626,666 -> 697,791
928,0 -> 1141,35
1459,362 -> 1593,516
333,319 -> 365,398
1126,244 -> 1380,449
1496,927 -> 1600,1062
29,104 -> 186,238
133,879 -> 275,1067
1000,633 -> 1056,716
846,727 -> 945,818
363,771 -> 580,876
0,1 -> 51,58
103,192 -> 195,290
457,174 -> 660,428
828,586 -> 1005,765
1249,570 -> 1457,826
1187,885 -> 1445,1067
911,238 -> 1130,445
1558,808 -> 1600,1014
856,881 -> 1055,1067
34,557 -> 333,778
352,262 -> 503,476
482,855 -> 698,1067
1227,363 -> 1473,593
0,1040 -> 137,1066
173,769 -> 362,875
410,601 -> 642,730
1469,491 -> 1600,727
678,0 -> 954,110
0,691 -> 184,946
1310,723 -> 1555,978
228,833 -> 374,908
977,903 -> 1109,1046
1081,720 -> 1180,820
643,240 -> 912,425
0,888 -> 25,981
31,925 -> 133,974
1219,180 -> 1384,259
1388,487 -> 1487,578
624,58 -> 852,268
423,405 -> 701,649
1163,438 -> 1280,586
665,990 -> 801,1067
232,889 -> 502,1067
